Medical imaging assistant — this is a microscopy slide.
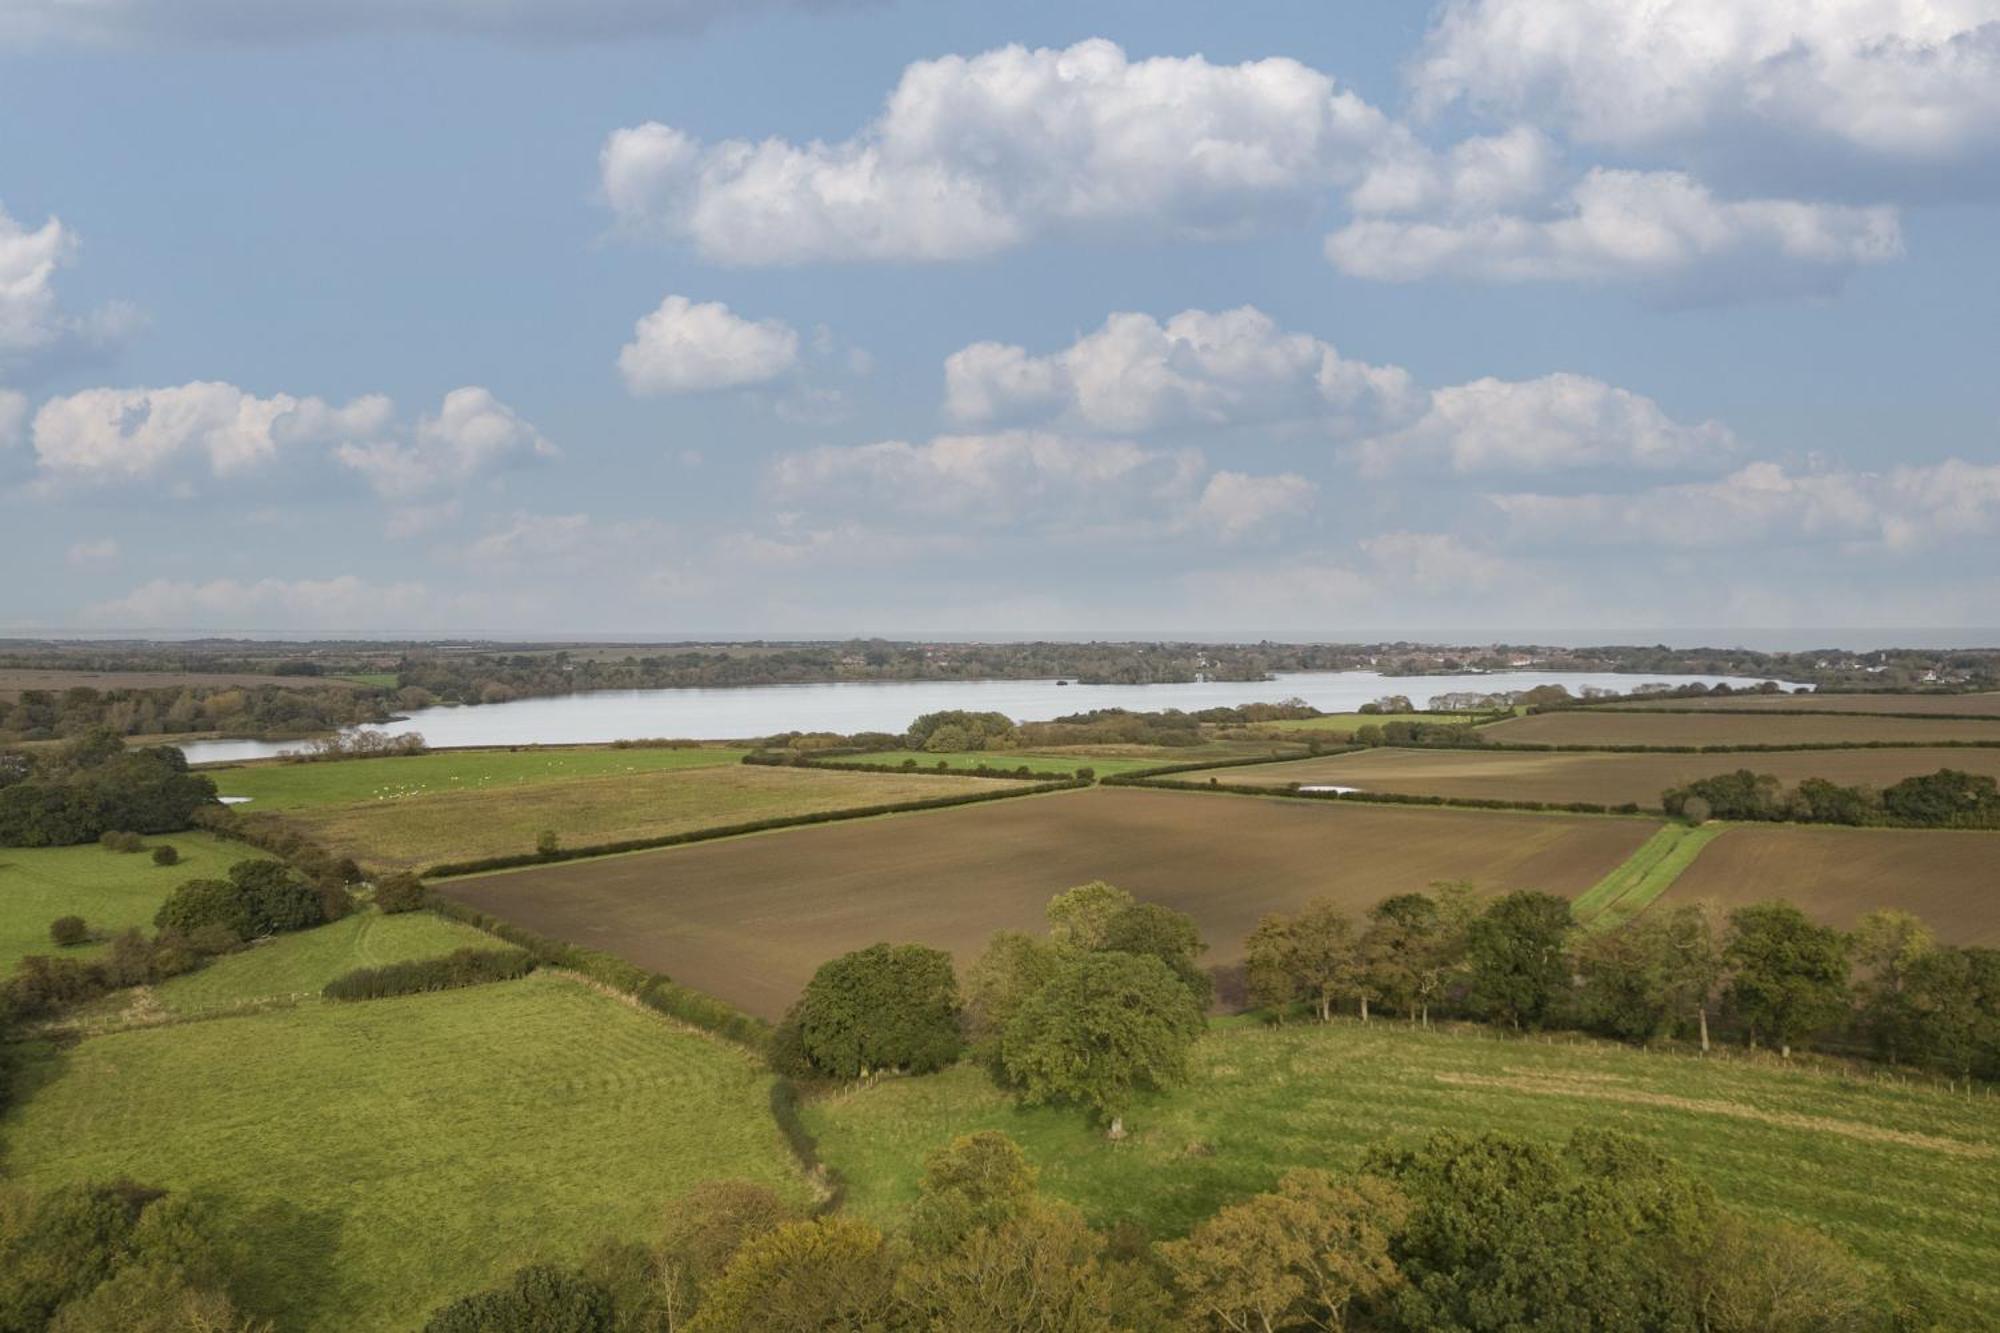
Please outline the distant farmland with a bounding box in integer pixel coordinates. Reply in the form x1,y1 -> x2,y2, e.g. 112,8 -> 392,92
0,667 -> 357,700
273,763 -> 997,872
1190,746 -> 2000,808
442,787 -> 1656,1020
1481,710 -> 2000,748
1606,692 -> 2000,716
1660,824 -> 2000,945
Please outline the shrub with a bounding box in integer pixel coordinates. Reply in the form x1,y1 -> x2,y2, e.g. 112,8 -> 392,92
374,872 -> 429,914
49,916 -> 89,948
2,954 -> 110,1018
99,830 -> 145,854
536,830 -> 561,857
323,947 -> 535,1001
149,844 -> 179,867
153,859 -> 326,940
422,1263 -> 613,1333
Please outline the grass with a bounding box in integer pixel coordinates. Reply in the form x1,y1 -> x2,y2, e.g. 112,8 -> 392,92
804,1021 -> 2000,1307
207,744 -> 749,811
0,833 -> 243,973
814,750 -> 1160,777
3,973 -> 809,1331
260,763 -> 996,872
1572,823 -> 1725,929
335,672 -> 400,688
147,909 -> 496,1017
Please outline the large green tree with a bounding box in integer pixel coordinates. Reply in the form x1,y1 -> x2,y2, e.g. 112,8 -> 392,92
776,942 -> 963,1079
1001,952 -> 1205,1139
1724,903 -> 1852,1057
1463,891 -> 1574,1030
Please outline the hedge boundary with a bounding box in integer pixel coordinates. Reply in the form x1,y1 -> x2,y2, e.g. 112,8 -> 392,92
1540,703 -> 2000,724
1119,775 -> 1647,818
775,755 -> 1083,781
1102,749 -> 1338,783
1469,739 -> 2000,755
419,777 -> 1090,878
322,947 -> 534,1001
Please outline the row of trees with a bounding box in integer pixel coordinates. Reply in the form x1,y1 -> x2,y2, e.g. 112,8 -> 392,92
0,681 -> 389,744
0,731 -> 216,847
1247,885 -> 2000,1074
1666,767 -> 2000,829
419,1126 -> 1943,1332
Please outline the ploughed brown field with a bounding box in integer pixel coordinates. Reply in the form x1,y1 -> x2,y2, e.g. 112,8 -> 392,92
1605,692 -> 2000,716
1480,710 -> 2000,748
0,668 -> 355,700
1659,824 -> 2000,945
1191,747 -> 2000,809
441,786 -> 1656,1020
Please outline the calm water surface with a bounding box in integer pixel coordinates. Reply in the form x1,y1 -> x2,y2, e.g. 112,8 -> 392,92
179,669 -> 1799,765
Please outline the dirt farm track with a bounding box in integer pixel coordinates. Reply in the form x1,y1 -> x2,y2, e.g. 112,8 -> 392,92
442,787 -> 1654,1020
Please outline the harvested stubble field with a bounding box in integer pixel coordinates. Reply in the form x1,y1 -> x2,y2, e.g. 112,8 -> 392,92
0,667 -> 356,699
1605,691 -> 2000,716
0,832 -> 242,973
804,1019 -> 2000,1308
442,787 -> 1656,1021
271,763 -> 998,871
1660,824 -> 2000,945
1190,746 -> 2000,808
208,743 -> 747,811
2,972 -> 808,1331
1481,710 -> 2000,748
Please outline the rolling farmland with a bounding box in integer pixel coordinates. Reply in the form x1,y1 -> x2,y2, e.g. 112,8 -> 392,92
1661,824 -> 2000,945
1604,692 -> 2000,716
1480,710 -> 2000,748
441,786 -> 1656,1020
1188,745 -> 2000,808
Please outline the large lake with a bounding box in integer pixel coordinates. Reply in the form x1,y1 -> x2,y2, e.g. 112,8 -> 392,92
179,669 -> 1797,765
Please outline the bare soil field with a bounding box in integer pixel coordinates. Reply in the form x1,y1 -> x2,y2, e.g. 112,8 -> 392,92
281,764 -> 998,872
441,787 -> 1657,1020
1605,692 -> 2000,716
1194,747 -> 2000,808
1660,824 -> 2000,945
1481,711 -> 2000,748
0,668 -> 354,700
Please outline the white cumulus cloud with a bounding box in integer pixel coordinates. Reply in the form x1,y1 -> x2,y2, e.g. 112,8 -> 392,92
618,295 -> 800,395
945,306 -> 1420,436
330,387 -> 556,499
600,38 -> 1397,264
0,200 -> 135,374
31,382 -> 393,483
1412,0 -> 2000,170
1328,167 -> 1901,295
1356,372 -> 1738,475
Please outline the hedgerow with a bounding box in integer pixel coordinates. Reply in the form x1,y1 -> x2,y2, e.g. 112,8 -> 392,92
322,947 -> 535,1000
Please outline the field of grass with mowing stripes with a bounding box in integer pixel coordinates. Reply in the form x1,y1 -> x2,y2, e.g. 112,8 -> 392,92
207,744 -> 747,811
3,973 -> 808,1331
807,1020 -> 2000,1308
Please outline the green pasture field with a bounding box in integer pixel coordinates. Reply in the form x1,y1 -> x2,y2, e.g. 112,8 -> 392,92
814,749 -> 1160,776
807,1020 -> 2000,1307
3,972 -> 809,1331
275,763 -> 999,872
206,744 -> 749,811
0,833 -> 243,973
1571,823 -> 1726,929
146,908 -> 496,1018
335,672 -> 400,687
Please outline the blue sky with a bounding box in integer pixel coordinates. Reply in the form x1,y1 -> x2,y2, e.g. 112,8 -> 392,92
2,0 -> 1997,638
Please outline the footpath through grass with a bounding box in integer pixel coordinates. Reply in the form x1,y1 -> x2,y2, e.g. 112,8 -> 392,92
1572,822 -> 1725,929
3,972 -> 808,1331
207,744 -> 747,811
806,1020 -> 2000,1308
0,833 -> 241,973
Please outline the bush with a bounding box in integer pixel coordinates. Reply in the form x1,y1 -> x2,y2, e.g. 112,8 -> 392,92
323,947 -> 535,1001
374,872 -> 429,914
49,915 -> 89,948
99,830 -> 145,854
536,830 -> 561,857
152,859 -> 326,941
422,1263 -> 613,1333
149,844 -> 179,867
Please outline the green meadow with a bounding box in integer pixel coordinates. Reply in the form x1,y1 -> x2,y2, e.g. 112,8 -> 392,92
3,972 -> 808,1331
205,744 -> 748,811
814,749 -> 1160,776
806,1019 -> 2000,1308
0,833 -> 243,973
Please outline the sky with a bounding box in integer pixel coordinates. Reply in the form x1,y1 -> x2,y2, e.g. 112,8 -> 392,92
2,0 -> 1998,640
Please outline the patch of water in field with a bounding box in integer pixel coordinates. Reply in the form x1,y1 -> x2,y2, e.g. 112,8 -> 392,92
178,669 -> 1801,764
